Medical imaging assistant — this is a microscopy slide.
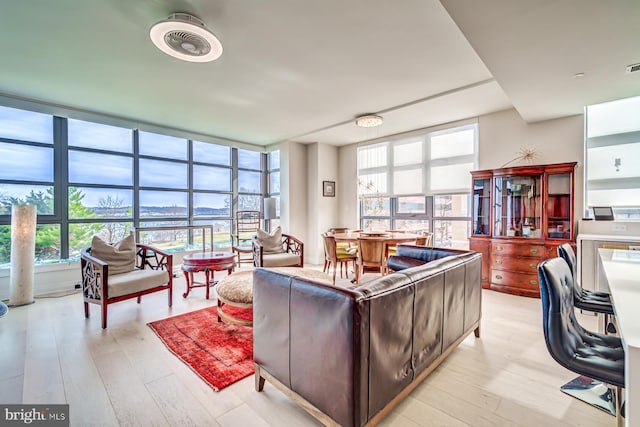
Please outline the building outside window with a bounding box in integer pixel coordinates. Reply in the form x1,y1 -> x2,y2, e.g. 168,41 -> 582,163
0,104 -> 269,266
357,122 -> 477,249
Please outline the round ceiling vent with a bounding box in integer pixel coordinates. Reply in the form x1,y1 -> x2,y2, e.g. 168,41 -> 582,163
149,13 -> 223,63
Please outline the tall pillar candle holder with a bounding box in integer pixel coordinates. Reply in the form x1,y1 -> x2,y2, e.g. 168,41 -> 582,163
9,204 -> 36,307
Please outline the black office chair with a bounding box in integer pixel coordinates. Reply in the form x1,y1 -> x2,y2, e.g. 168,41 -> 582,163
538,257 -> 625,425
557,243 -> 616,333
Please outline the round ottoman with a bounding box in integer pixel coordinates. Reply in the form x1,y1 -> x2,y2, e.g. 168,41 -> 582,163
216,270 -> 254,326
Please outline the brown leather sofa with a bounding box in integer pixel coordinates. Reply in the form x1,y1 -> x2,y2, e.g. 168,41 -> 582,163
253,247 -> 482,427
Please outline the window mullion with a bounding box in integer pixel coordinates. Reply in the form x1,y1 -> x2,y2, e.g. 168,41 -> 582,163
55,116 -> 69,259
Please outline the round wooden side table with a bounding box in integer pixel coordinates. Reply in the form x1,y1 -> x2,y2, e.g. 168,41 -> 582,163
181,251 -> 236,299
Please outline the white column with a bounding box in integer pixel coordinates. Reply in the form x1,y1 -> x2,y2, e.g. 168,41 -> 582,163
9,204 -> 37,306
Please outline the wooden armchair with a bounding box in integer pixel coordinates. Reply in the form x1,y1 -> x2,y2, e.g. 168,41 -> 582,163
252,233 -> 304,268
80,244 -> 173,328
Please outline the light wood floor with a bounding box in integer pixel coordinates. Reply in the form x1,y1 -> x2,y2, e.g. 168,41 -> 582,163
0,268 -> 614,427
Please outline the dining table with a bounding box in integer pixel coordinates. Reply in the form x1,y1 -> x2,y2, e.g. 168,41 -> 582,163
597,248 -> 640,427
332,231 -> 422,282
332,231 -> 422,246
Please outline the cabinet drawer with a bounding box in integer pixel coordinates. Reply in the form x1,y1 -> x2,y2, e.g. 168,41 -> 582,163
492,243 -> 544,258
492,256 -> 540,273
491,269 -> 540,290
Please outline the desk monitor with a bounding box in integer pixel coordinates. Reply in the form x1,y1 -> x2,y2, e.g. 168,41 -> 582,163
592,206 -> 614,221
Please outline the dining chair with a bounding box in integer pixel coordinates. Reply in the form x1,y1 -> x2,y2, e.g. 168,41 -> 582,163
327,227 -> 353,252
321,233 -> 357,284
232,210 -> 261,266
355,238 -> 387,284
384,229 -> 402,257
328,227 -> 349,234
415,231 -> 434,247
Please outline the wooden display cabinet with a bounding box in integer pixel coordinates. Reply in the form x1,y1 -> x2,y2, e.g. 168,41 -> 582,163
469,162 -> 577,297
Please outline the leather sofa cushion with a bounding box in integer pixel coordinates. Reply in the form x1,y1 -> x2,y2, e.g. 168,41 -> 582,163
387,256 -> 425,271
387,245 -> 469,272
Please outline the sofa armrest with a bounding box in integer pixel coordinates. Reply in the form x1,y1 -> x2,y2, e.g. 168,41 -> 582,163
253,267 -> 366,426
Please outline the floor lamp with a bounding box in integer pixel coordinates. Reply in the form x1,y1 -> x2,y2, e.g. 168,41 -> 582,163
264,197 -> 276,231
9,204 -> 36,307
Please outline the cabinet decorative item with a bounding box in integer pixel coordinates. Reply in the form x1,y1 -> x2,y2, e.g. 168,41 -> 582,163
469,162 -> 577,297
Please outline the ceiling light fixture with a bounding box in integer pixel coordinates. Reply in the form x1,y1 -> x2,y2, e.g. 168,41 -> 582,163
149,13 -> 223,63
355,114 -> 383,128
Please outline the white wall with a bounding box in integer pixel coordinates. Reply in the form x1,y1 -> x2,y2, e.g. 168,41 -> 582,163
338,144 -> 359,230
279,141 -> 308,242
478,108 -> 584,219
306,143 -> 339,264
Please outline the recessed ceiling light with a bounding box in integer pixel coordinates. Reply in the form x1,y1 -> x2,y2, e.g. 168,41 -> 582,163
355,114 -> 383,127
150,13 -> 223,63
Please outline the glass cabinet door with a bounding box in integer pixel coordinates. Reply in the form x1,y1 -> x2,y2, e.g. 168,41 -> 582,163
472,178 -> 491,235
493,175 -> 541,238
547,173 -> 571,239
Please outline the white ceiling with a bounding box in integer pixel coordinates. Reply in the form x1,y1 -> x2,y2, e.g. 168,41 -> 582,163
0,0 -> 638,147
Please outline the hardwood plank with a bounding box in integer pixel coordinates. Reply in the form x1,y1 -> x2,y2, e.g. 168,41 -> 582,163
393,396 -> 470,426
146,373 -> 220,427
0,301 -> 27,401
230,376 -> 323,427
0,375 -> 23,404
51,293 -> 120,426
215,403 -> 270,427
377,412 -> 422,427
22,298 -> 66,403
4,273 -> 615,427
92,348 -> 169,426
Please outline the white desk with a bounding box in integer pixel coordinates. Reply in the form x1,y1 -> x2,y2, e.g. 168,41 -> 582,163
598,248 -> 640,427
578,234 -> 640,292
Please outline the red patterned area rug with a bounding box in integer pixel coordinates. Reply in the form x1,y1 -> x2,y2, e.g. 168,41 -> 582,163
148,306 -> 254,391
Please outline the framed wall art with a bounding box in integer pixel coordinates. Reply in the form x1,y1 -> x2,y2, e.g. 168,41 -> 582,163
323,181 -> 335,197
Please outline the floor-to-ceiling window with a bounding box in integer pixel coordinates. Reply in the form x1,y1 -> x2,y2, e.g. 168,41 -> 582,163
0,106 -> 58,263
585,95 -> 640,219
357,121 -> 477,249
0,104 -> 267,266
266,150 -> 280,231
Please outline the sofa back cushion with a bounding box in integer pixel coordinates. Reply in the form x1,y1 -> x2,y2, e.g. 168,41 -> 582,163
91,234 -> 136,275
395,245 -> 468,263
257,226 -> 285,254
